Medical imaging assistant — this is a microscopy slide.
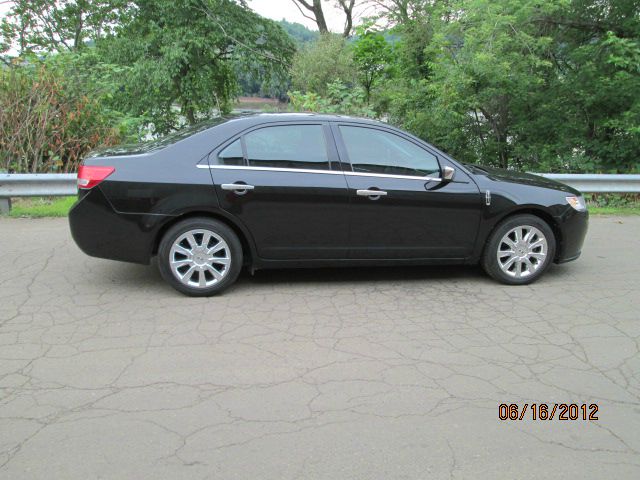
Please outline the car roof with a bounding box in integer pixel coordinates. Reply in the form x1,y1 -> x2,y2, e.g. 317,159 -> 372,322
220,112 -> 384,127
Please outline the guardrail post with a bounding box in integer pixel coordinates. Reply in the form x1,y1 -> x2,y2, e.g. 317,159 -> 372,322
0,197 -> 11,215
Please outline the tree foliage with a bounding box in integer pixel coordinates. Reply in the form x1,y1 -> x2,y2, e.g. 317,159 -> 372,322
352,21 -> 392,101
378,0 -> 640,172
98,0 -> 295,133
290,33 -> 357,96
1,0 -> 638,174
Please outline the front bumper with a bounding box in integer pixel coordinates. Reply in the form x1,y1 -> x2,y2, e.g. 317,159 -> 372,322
555,209 -> 589,263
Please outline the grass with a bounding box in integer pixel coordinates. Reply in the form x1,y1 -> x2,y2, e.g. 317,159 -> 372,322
2,196 -> 640,218
6,196 -> 76,218
588,206 -> 640,215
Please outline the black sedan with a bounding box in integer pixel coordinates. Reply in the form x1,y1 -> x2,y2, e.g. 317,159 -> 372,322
69,114 -> 588,296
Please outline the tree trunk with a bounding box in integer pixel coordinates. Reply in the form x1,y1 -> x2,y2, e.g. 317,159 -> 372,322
338,0 -> 355,37
292,0 -> 329,34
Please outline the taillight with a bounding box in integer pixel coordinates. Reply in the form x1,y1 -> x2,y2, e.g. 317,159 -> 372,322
77,165 -> 115,189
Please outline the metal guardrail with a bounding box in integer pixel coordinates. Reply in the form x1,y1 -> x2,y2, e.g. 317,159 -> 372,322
1,172 -> 639,214
538,174 -> 640,193
0,173 -> 77,213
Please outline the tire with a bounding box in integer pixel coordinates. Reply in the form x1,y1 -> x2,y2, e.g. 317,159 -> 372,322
481,214 -> 556,285
158,217 -> 243,296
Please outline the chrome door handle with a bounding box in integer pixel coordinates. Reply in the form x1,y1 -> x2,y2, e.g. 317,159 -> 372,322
357,189 -> 387,197
221,183 -> 255,192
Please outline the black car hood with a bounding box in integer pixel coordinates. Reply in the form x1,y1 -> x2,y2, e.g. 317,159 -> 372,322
466,164 -> 580,194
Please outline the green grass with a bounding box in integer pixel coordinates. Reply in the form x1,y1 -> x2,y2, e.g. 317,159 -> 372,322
3,195 -> 640,218
7,196 -> 76,218
589,206 -> 640,215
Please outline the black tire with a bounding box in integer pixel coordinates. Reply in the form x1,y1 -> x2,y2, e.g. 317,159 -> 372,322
481,214 -> 556,285
158,217 -> 243,296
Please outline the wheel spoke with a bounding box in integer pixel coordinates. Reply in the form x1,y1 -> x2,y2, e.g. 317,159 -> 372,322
171,259 -> 192,268
502,255 -> 517,269
198,270 -> 207,287
502,238 -> 517,250
201,232 -> 212,249
529,239 -> 545,249
210,256 -> 230,266
185,233 -> 198,249
173,245 -> 192,256
181,265 -> 197,284
205,264 -> 223,280
207,243 -> 226,255
514,260 -> 522,277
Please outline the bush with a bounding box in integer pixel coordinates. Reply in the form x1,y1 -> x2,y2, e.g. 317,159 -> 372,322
0,52 -> 141,173
288,80 -> 374,117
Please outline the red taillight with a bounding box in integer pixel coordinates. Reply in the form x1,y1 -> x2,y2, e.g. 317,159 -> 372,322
77,165 -> 115,189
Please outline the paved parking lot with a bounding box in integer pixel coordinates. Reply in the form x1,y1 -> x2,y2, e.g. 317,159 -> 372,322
0,216 -> 639,479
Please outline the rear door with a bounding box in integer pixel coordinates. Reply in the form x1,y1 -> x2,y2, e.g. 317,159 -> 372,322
209,122 -> 350,260
333,123 -> 482,259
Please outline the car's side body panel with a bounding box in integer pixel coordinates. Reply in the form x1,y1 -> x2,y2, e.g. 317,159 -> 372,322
69,113 -> 588,272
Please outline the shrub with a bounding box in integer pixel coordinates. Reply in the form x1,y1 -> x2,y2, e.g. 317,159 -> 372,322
0,53 -> 137,173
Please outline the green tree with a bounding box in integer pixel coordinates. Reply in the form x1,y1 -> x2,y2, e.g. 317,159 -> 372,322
290,34 -> 357,96
1,0 -> 127,54
377,0 -> 640,172
99,0 -> 295,133
352,21 -> 392,102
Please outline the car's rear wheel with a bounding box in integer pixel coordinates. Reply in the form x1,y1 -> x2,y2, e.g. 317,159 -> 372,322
158,218 -> 242,296
482,214 -> 556,285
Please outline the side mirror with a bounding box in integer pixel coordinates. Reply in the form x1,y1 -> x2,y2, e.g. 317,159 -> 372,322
442,166 -> 455,181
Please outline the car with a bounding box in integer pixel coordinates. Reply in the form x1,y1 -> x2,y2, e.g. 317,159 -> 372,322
69,113 -> 589,296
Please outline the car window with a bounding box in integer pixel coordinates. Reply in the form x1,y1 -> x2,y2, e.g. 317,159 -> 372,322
216,139 -> 245,166
339,126 -> 440,177
244,125 -> 330,170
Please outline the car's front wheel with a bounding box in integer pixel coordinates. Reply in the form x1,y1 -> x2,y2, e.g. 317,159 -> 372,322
158,217 -> 243,296
482,214 -> 556,285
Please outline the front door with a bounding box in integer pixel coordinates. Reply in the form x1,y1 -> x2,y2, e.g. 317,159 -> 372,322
210,123 -> 349,260
333,124 -> 481,259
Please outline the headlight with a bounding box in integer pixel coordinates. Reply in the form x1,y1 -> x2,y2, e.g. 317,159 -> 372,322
566,196 -> 587,212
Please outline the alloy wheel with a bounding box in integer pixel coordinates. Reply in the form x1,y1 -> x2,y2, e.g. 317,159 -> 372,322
169,229 -> 231,288
496,225 -> 548,278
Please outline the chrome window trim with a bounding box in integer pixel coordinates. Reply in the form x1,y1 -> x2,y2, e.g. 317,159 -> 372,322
197,164 -> 441,182
346,171 -> 441,182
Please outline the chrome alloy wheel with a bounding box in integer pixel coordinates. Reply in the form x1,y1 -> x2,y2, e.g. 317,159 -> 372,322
169,229 -> 231,288
496,225 -> 548,278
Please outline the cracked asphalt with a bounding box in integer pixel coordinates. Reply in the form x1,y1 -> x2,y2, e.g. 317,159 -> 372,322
0,216 -> 639,479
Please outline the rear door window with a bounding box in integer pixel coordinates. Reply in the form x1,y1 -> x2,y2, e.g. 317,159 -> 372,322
216,139 -> 244,166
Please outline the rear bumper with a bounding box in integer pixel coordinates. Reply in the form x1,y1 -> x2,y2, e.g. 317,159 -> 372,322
555,209 -> 588,263
69,187 -> 168,265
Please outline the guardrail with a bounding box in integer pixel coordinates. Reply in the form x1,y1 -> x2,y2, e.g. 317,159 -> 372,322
537,174 -> 640,193
0,173 -> 77,213
1,172 -> 639,214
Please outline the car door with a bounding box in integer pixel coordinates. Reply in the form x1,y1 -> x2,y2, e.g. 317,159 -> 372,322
208,122 -> 349,260
332,123 -> 482,259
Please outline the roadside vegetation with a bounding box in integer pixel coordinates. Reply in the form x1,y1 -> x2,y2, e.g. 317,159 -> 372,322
1,0 -> 638,177
7,195 -> 639,218
7,196 -> 76,218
